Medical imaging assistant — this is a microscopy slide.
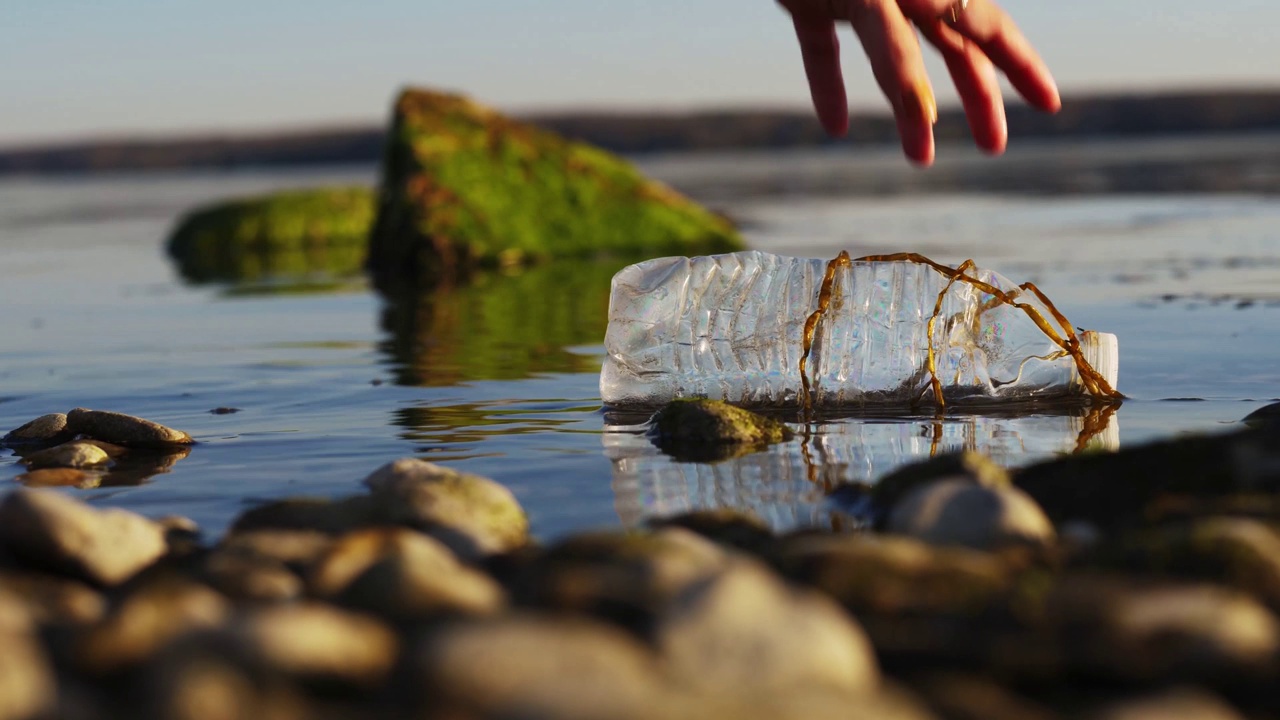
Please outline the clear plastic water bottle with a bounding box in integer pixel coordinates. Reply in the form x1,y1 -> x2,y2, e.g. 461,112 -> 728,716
600,250 -> 1119,409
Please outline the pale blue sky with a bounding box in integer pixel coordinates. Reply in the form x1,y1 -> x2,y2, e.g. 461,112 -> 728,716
3,0 -> 1276,146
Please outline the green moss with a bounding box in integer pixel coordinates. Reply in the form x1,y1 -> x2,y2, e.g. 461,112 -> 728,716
368,89 -> 744,287
166,186 -> 375,283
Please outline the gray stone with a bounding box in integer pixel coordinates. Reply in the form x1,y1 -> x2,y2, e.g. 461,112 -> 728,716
2,413 -> 68,445
886,479 -> 1055,551
656,558 -> 879,695
14,468 -> 101,489
1087,689 -> 1246,720
237,602 -> 399,689
65,408 -> 194,448
75,580 -> 230,675
22,441 -> 110,469
411,614 -> 668,720
0,629 -> 55,720
0,489 -> 167,586
363,458 -> 528,558
308,528 -> 504,621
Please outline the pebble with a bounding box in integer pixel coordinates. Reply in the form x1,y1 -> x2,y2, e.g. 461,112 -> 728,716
0,628 -> 55,720
14,467 -> 102,489
75,579 -> 230,675
217,530 -> 334,572
655,558 -> 879,695
22,441 -> 110,469
65,407 -> 195,448
0,570 -> 105,626
886,479 -> 1056,551
363,458 -> 528,558
308,527 -> 504,621
202,551 -> 303,603
237,602 -> 399,689
411,614 -> 668,720
0,489 -> 168,586
229,496 -> 378,536
1,413 -> 69,446
871,450 -> 1012,520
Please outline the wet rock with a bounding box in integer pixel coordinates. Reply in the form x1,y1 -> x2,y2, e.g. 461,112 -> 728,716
507,528 -> 730,629
647,399 -> 792,451
363,459 -> 528,558
77,439 -> 130,458
872,451 -> 1012,522
0,489 -> 167,586
1085,689 -> 1246,720
367,88 -> 741,289
1042,576 -> 1280,683
1242,401 -> 1280,429
75,579 -> 230,675
774,534 -> 1011,617
655,559 -> 879,695
217,530 -> 334,573
2,413 -> 69,446
308,528 -> 504,621
648,508 -> 775,555
886,480 -> 1056,551
203,551 -> 302,603
22,441 -> 110,469
14,468 -> 101,489
410,614 -> 668,720
0,628 -> 56,720
65,408 -> 194,448
229,496 -> 378,536
0,571 -> 105,626
238,602 -> 398,689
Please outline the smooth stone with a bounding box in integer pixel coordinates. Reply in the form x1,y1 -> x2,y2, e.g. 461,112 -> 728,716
886,480 -> 1056,551
237,602 -> 398,689
65,408 -> 194,448
308,528 -> 504,621
0,571 -> 105,626
655,559 -> 879,695
22,441 -> 110,469
217,530 -> 334,573
229,496 -> 378,536
410,614 -> 668,720
0,629 -> 55,720
0,489 -> 167,586
202,551 -> 302,603
1086,689 -> 1247,720
871,450 -> 1011,521
2,413 -> 68,445
722,684 -> 939,720
14,467 -> 101,489
363,458 -> 528,558
774,534 -> 1011,616
75,580 -> 229,675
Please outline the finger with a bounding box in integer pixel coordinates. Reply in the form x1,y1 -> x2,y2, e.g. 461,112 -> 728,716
917,18 -> 1007,154
900,0 -> 1059,112
791,17 -> 850,136
842,0 -> 938,165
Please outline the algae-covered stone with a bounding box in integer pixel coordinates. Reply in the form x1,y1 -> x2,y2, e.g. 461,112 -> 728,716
367,88 -> 743,286
166,186 -> 375,283
648,399 -> 793,457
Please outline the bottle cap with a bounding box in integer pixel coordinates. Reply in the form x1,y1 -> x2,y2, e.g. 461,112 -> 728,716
1078,330 -> 1119,392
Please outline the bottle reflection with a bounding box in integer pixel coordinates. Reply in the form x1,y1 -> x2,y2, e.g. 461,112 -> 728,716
606,405 -> 1119,531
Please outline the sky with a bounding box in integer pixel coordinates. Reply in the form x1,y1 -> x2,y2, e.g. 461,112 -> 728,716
3,0 -> 1277,146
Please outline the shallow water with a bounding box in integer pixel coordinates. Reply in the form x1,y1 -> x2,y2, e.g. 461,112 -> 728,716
3,140 -> 1280,540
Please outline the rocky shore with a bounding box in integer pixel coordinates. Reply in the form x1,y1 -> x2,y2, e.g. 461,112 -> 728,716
3,403 -> 1280,719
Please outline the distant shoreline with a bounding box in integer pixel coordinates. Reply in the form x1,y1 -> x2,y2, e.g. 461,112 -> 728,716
5,90 -> 1280,176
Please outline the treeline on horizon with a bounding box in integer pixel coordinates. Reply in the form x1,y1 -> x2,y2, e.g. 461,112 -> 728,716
5,90 -> 1280,175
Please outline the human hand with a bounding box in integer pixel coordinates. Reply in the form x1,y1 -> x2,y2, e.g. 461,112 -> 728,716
777,0 -> 1060,165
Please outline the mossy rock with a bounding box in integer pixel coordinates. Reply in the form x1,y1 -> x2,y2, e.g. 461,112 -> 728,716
166,186 -> 375,283
367,88 -> 744,287
647,400 -> 792,461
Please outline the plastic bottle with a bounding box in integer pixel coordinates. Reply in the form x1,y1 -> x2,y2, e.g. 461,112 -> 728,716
600,250 -> 1119,409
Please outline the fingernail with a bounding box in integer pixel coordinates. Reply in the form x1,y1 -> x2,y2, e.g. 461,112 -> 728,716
900,81 -> 938,125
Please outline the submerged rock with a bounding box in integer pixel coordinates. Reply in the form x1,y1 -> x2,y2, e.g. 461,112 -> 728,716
1,413 -> 69,446
367,88 -> 742,288
166,186 -> 375,283
648,399 -> 793,458
0,489 -> 167,586
886,479 -> 1055,552
65,408 -> 194,448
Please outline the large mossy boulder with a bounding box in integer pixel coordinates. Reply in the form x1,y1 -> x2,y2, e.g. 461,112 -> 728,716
368,88 -> 743,287
166,186 -> 375,283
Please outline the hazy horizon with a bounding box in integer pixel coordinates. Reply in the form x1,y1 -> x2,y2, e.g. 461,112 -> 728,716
7,0 -> 1277,147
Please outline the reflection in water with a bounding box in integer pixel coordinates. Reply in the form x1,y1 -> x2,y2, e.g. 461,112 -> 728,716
380,262 -> 618,387
606,405 -> 1119,531
9,447 -> 192,489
